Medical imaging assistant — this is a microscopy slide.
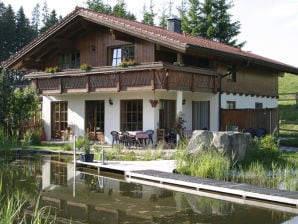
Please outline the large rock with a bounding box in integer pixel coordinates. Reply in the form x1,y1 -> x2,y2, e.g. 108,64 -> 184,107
187,130 -> 252,161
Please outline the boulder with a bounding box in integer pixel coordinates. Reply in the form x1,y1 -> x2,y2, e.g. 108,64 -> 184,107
187,131 -> 252,161
187,130 -> 214,152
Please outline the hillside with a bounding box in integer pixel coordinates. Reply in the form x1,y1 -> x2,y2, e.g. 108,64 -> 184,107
278,73 -> 298,142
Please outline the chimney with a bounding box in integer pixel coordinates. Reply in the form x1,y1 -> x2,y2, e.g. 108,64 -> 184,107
167,17 -> 181,33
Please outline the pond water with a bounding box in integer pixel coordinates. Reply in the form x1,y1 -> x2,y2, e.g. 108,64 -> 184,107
1,153 -> 298,224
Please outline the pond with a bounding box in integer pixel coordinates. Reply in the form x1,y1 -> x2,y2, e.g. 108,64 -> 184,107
1,152 -> 297,224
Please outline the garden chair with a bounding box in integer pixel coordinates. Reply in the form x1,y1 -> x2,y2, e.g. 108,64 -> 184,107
121,131 -> 135,149
110,131 -> 119,147
145,129 -> 154,145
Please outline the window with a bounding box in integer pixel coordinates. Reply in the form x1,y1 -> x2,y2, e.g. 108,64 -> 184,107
51,101 -> 68,139
255,102 -> 263,109
85,100 -> 105,133
227,71 -> 236,82
120,100 -> 142,131
111,45 -> 134,66
226,101 -> 236,109
59,52 -> 80,69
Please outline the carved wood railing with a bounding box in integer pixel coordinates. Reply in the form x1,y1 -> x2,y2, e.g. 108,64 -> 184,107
27,62 -> 219,94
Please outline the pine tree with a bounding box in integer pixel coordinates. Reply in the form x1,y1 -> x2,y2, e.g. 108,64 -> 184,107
197,0 -> 215,38
86,0 -> 112,14
40,9 -> 59,33
41,1 -> 49,26
15,7 -> 36,50
159,0 -> 175,28
181,0 -> 245,47
212,0 -> 245,47
178,0 -> 199,35
31,3 -> 40,33
112,0 -> 136,20
0,4 -> 16,61
87,0 -> 136,20
142,0 -> 156,25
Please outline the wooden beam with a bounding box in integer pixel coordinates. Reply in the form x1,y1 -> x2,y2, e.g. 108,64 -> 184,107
116,73 -> 120,92
110,29 -> 133,42
151,71 -> 155,90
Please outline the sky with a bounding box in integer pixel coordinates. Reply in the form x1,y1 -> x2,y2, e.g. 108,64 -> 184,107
2,0 -> 298,67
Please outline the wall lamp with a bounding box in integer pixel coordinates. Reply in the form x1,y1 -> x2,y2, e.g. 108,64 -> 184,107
109,98 -> 113,105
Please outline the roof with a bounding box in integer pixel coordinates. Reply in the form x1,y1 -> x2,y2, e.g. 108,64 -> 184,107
2,7 -> 298,74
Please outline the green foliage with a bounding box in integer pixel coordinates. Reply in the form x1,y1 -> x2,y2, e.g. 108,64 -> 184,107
63,143 -> 73,151
0,4 -> 37,62
142,0 -> 156,25
7,86 -> 40,135
86,0 -> 112,14
123,151 -> 137,161
176,149 -> 231,180
87,0 -> 136,20
0,127 -> 20,150
179,0 -> 245,47
39,9 -> 59,33
241,136 -> 281,169
76,134 -> 91,153
278,73 -> 298,95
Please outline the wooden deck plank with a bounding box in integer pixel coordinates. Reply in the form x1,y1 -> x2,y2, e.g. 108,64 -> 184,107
126,170 -> 298,207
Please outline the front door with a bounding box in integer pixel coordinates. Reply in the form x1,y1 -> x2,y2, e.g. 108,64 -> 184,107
192,101 -> 210,130
51,101 -> 68,139
85,100 -> 105,141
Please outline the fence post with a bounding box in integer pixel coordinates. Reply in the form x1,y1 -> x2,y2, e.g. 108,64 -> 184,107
296,92 -> 298,107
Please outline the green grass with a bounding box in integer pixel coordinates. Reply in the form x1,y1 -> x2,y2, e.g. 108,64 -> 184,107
278,73 -> 298,144
278,73 -> 298,94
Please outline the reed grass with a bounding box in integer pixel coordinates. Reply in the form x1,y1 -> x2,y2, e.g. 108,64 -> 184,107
0,175 -> 56,224
176,135 -> 298,191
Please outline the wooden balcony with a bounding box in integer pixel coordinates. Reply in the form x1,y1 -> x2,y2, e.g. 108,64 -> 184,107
25,62 -> 219,94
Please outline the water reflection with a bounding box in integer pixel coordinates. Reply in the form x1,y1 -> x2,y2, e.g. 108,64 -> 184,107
1,154 -> 297,224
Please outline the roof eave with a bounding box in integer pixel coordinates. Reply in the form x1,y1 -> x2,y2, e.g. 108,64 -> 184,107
187,44 -> 298,75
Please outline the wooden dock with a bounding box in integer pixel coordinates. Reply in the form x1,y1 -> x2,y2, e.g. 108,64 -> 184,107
76,160 -> 298,214
126,170 -> 298,214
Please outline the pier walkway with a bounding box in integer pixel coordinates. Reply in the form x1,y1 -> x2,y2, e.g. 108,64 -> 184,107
77,160 -> 298,214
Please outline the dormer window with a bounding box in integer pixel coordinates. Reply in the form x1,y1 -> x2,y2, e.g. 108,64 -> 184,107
110,45 -> 134,66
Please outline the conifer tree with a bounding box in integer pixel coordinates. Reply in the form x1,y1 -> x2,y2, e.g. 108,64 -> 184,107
15,7 -> 36,50
40,9 -> 59,33
86,0 -> 112,14
31,3 -> 40,33
0,5 -> 16,61
159,0 -> 174,28
87,0 -> 136,20
142,0 -> 156,25
112,0 -> 136,20
180,0 -> 245,47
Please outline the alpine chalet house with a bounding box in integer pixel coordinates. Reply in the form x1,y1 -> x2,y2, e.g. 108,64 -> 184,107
2,7 -> 298,143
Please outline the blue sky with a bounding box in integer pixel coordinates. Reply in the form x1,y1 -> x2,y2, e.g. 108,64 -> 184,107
2,0 -> 298,67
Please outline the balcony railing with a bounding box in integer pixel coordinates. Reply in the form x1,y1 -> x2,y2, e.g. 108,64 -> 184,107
26,62 -> 219,94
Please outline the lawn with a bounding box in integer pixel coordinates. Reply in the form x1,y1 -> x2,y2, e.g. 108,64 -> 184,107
278,73 -> 298,145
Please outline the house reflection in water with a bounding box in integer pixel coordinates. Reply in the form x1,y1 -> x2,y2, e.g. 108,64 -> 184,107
40,156 -> 177,223
39,156 -> 294,223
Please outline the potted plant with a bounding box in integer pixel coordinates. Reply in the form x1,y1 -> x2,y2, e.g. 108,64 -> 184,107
80,63 -> 92,71
45,66 -> 60,73
149,99 -> 158,107
118,60 -> 137,67
77,134 -> 94,162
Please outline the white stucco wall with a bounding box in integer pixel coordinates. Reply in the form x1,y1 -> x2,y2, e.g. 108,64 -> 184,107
42,90 -> 220,142
221,93 -> 278,109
